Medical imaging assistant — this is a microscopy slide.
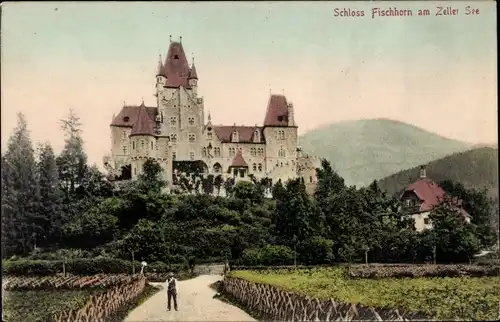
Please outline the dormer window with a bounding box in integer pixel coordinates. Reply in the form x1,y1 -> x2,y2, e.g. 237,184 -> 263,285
123,116 -> 130,123
277,116 -> 283,122
232,131 -> 239,143
254,130 -> 260,142
174,54 -> 179,59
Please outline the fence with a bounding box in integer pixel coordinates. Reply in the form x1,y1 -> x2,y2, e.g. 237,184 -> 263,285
193,263 -> 225,275
223,276 -> 433,321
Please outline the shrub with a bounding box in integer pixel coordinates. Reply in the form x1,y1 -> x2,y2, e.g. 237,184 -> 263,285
347,264 -> 500,279
242,245 -> 295,266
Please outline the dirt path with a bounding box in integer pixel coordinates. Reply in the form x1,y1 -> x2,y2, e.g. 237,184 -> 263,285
124,275 -> 256,322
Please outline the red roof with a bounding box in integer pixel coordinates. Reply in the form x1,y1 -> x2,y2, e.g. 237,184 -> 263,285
111,105 -> 157,127
213,126 -> 263,143
130,104 -> 156,137
263,94 -> 289,127
230,150 -> 248,167
162,41 -> 192,89
402,178 -> 469,217
189,63 -> 198,80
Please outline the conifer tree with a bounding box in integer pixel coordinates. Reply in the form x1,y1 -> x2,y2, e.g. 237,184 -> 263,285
1,113 -> 39,255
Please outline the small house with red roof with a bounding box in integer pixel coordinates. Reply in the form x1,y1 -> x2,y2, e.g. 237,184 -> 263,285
400,166 -> 471,232
103,37 -> 320,191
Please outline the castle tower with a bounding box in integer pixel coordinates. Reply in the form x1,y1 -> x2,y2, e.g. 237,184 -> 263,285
188,57 -> 199,97
129,103 -> 157,179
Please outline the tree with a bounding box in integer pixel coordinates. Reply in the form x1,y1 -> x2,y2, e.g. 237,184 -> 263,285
56,109 -> 88,201
137,159 -> 166,192
36,142 -> 63,248
1,113 -> 39,256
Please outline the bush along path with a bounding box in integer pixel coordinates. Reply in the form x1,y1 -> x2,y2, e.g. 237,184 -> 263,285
124,275 -> 256,322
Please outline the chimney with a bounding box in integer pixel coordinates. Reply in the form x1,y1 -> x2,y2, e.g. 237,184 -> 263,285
419,165 -> 426,179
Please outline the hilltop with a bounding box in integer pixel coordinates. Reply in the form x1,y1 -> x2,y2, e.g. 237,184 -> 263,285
298,118 -> 473,187
377,147 -> 499,199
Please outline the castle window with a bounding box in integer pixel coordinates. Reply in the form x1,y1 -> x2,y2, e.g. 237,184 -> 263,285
252,163 -> 257,171
170,116 -> 177,126
141,140 -> 145,148
310,176 -> 313,183
214,147 -> 221,157
207,131 -> 212,140
258,163 -> 263,172
134,167 -> 137,175
254,130 -> 260,142
123,146 -> 127,155
250,148 -> 256,157
424,218 -> 431,225
150,141 -> 154,149
132,141 -> 135,150
172,152 -> 176,160
405,199 -> 411,206
202,147 -> 207,157
232,131 -> 239,142
174,54 -> 179,59
189,151 -> 195,160
277,130 -> 285,140
122,131 -> 126,139
188,117 -> 195,126
257,148 -> 264,156
188,133 -> 196,142
278,146 -> 286,157
170,134 -> 177,144
123,116 -> 130,122
229,147 -> 236,156
214,163 -> 222,173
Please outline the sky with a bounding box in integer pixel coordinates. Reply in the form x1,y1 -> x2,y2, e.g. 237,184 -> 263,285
1,1 -> 497,166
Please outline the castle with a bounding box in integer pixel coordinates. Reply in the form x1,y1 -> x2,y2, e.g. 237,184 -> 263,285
104,38 -> 320,193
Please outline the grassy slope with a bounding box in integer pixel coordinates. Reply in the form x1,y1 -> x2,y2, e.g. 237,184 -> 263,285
298,119 -> 472,187
377,147 -> 499,199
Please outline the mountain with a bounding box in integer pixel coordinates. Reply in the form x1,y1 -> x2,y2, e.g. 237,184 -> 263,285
377,147 -> 499,200
298,119 -> 473,187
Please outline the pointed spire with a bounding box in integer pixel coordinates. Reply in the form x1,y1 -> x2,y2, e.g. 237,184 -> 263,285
156,54 -> 164,76
141,97 -> 144,105
180,36 -> 182,43
169,35 -> 172,42
208,111 -> 211,122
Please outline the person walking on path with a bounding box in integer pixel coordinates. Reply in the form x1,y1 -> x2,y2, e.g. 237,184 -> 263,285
166,272 -> 179,311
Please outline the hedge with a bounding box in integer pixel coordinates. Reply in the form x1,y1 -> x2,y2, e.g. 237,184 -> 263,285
2,258 -> 188,276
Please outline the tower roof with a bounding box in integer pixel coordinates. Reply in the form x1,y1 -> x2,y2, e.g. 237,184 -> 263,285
230,150 -> 248,168
162,40 -> 192,88
263,94 -> 290,127
156,54 -> 165,77
130,103 -> 155,137
189,63 -> 198,80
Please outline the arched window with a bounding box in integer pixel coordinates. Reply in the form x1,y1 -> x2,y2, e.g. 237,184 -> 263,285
252,163 -> 257,171
213,163 -> 222,173
132,141 -> 135,150
258,163 -> 263,172
141,140 -> 145,148
202,147 -> 207,157
150,141 -> 154,149
189,151 -> 195,160
250,148 -> 256,156
229,147 -> 236,156
214,147 -> 221,157
188,117 -> 195,126
207,131 -> 213,140
254,130 -> 260,142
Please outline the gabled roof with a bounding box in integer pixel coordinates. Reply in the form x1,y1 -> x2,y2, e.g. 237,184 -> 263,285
230,150 -> 248,168
213,125 -> 263,143
130,104 -> 156,137
402,178 -> 469,217
263,94 -> 289,127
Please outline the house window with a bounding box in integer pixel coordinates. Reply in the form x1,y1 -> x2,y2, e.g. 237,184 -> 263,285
188,117 -> 195,126
172,152 -> 176,160
214,147 -> 221,157
258,163 -> 262,172
253,163 -> 257,171
202,147 -> 207,157
188,133 -> 196,142
190,151 -> 195,160
232,131 -> 239,142
170,134 -> 177,144
229,147 -> 236,156
170,116 -> 177,126
250,148 -> 256,156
